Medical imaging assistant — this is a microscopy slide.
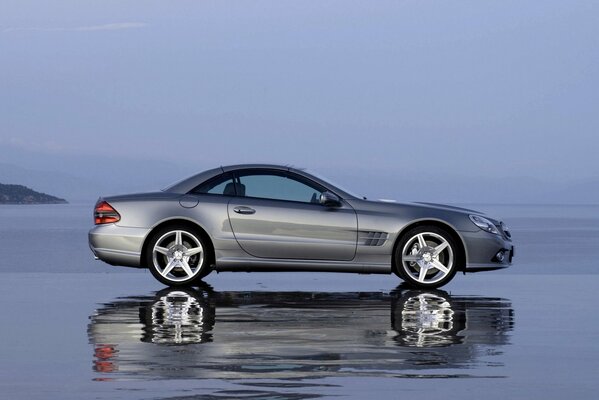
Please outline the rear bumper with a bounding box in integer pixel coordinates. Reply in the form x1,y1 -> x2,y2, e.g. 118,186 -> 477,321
459,230 -> 514,272
88,224 -> 148,268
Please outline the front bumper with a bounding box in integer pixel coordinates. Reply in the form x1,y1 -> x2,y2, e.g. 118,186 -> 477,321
459,230 -> 514,272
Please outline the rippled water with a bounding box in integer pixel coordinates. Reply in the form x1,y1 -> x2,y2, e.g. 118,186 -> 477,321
0,272 -> 597,399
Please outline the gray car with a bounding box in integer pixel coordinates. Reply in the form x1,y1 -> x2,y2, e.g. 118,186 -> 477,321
88,164 -> 513,288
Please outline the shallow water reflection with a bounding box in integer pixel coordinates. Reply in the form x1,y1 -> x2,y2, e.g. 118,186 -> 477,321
88,285 -> 514,380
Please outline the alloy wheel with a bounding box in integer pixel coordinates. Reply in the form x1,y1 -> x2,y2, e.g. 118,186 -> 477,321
152,230 -> 205,283
401,232 -> 454,285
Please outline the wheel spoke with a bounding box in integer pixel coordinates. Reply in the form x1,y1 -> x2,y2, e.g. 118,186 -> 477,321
155,246 -> 170,256
180,260 -> 194,277
161,260 -> 177,277
432,260 -> 449,274
175,230 -> 183,246
433,241 -> 448,256
418,264 -> 428,282
184,245 -> 203,257
403,254 -> 420,262
417,234 -> 427,249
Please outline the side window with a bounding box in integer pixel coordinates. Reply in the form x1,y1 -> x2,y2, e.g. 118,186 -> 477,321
191,173 -> 236,196
237,172 -> 323,203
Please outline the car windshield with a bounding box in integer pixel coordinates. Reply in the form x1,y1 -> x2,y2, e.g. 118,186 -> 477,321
305,170 -> 364,199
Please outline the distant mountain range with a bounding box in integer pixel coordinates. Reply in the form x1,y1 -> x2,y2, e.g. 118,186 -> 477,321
0,145 -> 597,204
0,146 -> 196,203
0,183 -> 67,204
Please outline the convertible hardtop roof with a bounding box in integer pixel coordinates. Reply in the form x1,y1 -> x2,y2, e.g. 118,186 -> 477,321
221,163 -> 299,172
165,164 -> 310,194
164,163 -> 357,199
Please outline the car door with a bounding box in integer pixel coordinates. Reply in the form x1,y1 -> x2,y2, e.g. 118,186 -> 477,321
227,170 -> 358,261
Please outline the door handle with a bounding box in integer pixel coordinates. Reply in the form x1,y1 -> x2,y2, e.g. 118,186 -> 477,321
233,206 -> 256,215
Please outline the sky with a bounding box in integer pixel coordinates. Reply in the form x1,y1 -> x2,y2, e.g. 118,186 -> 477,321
0,0 -> 598,201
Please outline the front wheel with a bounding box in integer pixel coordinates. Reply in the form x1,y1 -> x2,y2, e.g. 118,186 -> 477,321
146,226 -> 212,286
394,226 -> 459,289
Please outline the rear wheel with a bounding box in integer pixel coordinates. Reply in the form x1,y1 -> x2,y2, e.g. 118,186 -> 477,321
394,226 -> 459,288
146,225 -> 212,286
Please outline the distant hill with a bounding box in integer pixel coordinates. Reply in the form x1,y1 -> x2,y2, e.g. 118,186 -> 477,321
0,183 -> 68,204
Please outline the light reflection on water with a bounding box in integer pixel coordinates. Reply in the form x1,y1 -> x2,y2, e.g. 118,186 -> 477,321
88,285 -> 514,381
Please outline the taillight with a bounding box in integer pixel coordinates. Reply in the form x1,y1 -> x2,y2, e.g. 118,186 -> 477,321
94,201 -> 121,225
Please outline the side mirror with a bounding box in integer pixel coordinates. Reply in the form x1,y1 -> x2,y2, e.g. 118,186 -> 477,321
319,191 -> 341,207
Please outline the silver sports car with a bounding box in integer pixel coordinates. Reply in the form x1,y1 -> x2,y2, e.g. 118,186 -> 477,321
88,164 -> 513,288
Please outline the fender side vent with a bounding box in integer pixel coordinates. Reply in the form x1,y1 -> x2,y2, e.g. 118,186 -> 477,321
359,231 -> 389,246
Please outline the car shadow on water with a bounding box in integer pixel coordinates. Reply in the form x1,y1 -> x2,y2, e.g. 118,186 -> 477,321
88,284 -> 514,384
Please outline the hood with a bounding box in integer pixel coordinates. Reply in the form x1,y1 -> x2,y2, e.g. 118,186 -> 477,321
373,199 -> 482,214
411,202 -> 484,215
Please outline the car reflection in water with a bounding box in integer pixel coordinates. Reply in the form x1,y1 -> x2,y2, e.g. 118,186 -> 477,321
88,284 -> 514,380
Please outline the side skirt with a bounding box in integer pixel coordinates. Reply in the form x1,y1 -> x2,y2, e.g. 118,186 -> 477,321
215,257 -> 391,274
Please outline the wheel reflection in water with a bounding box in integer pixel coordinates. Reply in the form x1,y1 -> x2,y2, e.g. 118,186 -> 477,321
141,289 -> 215,345
395,291 -> 460,347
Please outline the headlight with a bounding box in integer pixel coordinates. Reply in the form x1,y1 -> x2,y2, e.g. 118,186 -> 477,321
469,215 -> 499,234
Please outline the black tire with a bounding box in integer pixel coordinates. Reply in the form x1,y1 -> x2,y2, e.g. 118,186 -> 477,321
145,225 -> 213,286
393,226 -> 460,289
